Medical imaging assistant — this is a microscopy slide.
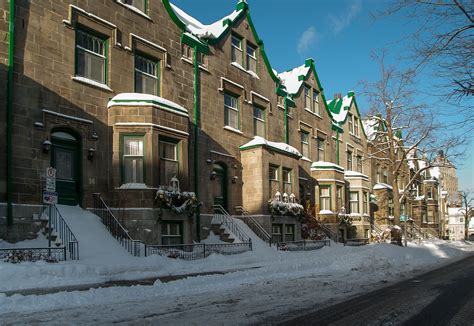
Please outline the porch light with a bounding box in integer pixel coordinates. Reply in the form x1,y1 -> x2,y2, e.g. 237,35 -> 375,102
87,147 -> 95,161
210,171 -> 217,180
232,176 -> 239,184
42,139 -> 52,153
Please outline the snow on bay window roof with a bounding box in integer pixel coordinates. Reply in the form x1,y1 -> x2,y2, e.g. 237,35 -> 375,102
239,136 -> 302,158
107,93 -> 188,116
169,2 -> 245,40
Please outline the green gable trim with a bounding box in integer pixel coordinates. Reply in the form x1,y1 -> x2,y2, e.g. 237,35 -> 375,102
181,33 -> 209,54
239,144 -> 302,160
162,0 -> 186,31
109,99 -> 188,115
236,1 -> 248,11
329,93 -> 367,139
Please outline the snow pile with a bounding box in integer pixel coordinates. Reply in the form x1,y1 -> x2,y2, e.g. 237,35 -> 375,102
240,136 -> 302,158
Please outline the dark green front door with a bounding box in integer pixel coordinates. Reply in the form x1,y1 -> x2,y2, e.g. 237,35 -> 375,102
52,135 -> 79,205
213,163 -> 227,210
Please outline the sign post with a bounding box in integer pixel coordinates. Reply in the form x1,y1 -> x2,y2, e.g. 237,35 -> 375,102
43,168 -> 57,256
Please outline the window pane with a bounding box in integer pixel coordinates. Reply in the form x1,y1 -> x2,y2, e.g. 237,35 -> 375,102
124,158 -> 143,183
160,160 -> 178,186
254,119 -> 265,137
124,0 -> 146,11
77,49 -> 105,83
135,72 -> 157,95
125,139 -> 143,156
160,142 -> 177,160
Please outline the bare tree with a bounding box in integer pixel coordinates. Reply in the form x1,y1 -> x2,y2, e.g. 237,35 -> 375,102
460,190 -> 473,238
379,0 -> 474,100
362,53 -> 465,224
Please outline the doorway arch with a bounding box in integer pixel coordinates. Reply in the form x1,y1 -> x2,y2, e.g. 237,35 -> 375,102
212,163 -> 227,210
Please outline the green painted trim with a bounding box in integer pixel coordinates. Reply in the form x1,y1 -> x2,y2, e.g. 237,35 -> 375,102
181,33 -> 209,55
6,0 -> 14,224
239,144 -> 302,160
134,52 -> 161,96
120,134 -> 147,185
109,99 -> 187,114
283,99 -> 288,144
319,184 -> 332,212
336,130 -> 340,165
162,0 -> 186,31
74,27 -> 108,85
193,46 -> 201,242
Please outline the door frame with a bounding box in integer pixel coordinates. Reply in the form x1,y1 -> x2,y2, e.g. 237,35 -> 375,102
50,128 -> 82,206
213,162 -> 228,211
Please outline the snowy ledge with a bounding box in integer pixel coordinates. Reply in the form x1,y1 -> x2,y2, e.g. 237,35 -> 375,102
373,183 -> 393,190
344,170 -> 369,181
224,126 -> 244,135
304,108 -> 322,119
319,210 -> 334,215
240,136 -> 302,159
230,62 -> 259,79
108,93 -> 188,117
311,161 -> 345,173
114,1 -> 152,20
72,76 -> 113,92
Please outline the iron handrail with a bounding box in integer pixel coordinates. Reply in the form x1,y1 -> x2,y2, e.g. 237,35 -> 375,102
93,193 -> 143,256
212,204 -> 250,243
321,224 -> 339,243
235,206 -> 272,245
49,204 -> 79,260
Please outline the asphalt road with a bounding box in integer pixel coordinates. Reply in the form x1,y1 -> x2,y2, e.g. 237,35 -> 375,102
271,254 -> 474,326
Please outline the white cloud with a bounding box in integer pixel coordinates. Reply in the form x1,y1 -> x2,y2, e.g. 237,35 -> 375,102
297,26 -> 318,55
329,0 -> 362,34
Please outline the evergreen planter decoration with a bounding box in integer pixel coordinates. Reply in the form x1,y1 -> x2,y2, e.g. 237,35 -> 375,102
155,189 -> 198,218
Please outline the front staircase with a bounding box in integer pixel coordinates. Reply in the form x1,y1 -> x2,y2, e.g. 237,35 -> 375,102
235,206 -> 272,245
212,205 -> 251,244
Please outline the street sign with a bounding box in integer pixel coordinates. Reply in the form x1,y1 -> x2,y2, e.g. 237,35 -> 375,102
45,167 -> 56,191
43,191 -> 58,205
46,167 -> 56,178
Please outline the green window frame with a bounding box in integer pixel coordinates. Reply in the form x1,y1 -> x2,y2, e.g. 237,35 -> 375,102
122,0 -> 147,13
319,185 -> 331,211
159,137 -> 179,187
282,168 -> 292,194
253,105 -> 265,137
350,191 -> 359,214
300,131 -> 310,158
231,34 -> 243,65
75,28 -> 108,84
224,92 -> 240,130
246,42 -> 257,72
135,53 -> 160,96
120,134 -> 146,184
161,221 -> 183,245
269,164 -> 280,199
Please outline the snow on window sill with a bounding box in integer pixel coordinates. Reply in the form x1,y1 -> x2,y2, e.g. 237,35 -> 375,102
304,108 -> 322,118
115,1 -> 152,20
230,62 -> 259,79
319,210 -> 333,215
224,125 -> 243,135
72,76 -> 113,92
117,183 -> 157,190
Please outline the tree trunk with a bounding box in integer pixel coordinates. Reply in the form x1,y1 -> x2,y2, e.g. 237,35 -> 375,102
392,179 -> 401,224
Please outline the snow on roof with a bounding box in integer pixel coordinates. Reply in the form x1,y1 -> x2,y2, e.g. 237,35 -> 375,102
327,93 -> 354,124
430,166 -> 440,179
170,2 -> 244,39
373,183 -> 393,190
239,136 -> 302,158
448,207 -> 466,216
362,118 -> 379,141
277,64 -> 311,95
344,171 -> 369,180
310,161 -> 345,172
107,93 -> 188,116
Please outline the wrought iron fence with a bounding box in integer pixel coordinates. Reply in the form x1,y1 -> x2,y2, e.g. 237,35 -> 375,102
93,193 -> 143,257
344,238 -> 370,246
48,205 -> 79,260
276,239 -> 331,251
145,242 -> 252,260
235,206 -> 272,246
0,247 -> 66,263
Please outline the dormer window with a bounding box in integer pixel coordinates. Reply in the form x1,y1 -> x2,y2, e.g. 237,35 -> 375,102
354,116 -> 359,136
304,85 -> 311,109
348,113 -> 354,134
231,35 -> 243,65
312,90 -> 320,115
246,43 -> 257,72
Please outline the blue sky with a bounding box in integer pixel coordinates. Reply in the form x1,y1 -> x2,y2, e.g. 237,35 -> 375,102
172,0 -> 474,191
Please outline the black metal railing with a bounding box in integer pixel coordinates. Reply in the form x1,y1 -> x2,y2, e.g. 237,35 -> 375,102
321,224 -> 339,243
145,242 -> 252,260
93,193 -> 143,257
344,238 -> 370,246
276,239 -> 330,251
235,206 -> 272,246
0,247 -> 66,263
48,204 -> 79,260
212,205 -> 251,243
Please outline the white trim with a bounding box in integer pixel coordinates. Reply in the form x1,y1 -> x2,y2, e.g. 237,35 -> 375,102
72,76 -> 113,92
42,109 -> 93,124
210,150 -> 235,158
304,108 -> 322,119
181,56 -> 194,66
129,33 -> 166,53
346,185 -> 371,190
63,5 -> 117,29
224,125 -> 244,135
221,77 -> 244,90
114,122 -> 189,136
317,179 -> 346,184
230,62 -> 259,78
250,91 -> 270,103
115,1 -> 152,20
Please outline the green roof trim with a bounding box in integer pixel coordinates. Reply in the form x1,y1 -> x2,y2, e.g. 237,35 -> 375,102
162,0 -> 186,31
181,33 -> 209,54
